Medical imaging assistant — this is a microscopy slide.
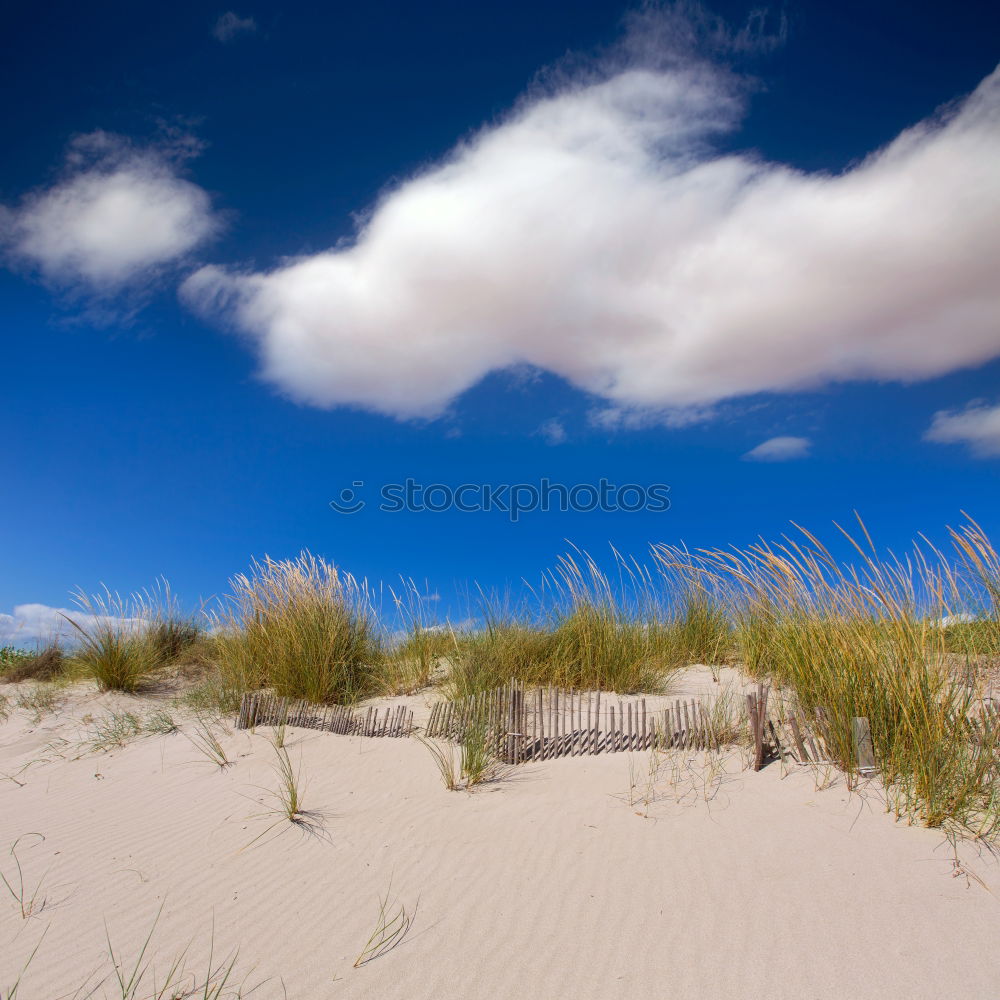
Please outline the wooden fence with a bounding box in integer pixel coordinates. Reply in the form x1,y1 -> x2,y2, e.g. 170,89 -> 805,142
425,681 -> 717,763
236,691 -> 413,738
235,685 -> 999,774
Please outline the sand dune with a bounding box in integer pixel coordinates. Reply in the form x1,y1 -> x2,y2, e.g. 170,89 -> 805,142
1,675 -> 998,999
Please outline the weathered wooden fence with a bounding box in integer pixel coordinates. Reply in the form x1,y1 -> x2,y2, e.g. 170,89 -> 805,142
424,681 -> 717,763
236,691 -> 413,738
235,686 -> 998,775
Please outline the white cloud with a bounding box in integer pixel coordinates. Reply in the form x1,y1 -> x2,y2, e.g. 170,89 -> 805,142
212,12 -> 257,43
0,603 -> 143,649
182,10 -> 1000,422
742,435 -> 811,461
538,419 -> 567,444
2,131 -> 219,294
925,401 -> 1000,457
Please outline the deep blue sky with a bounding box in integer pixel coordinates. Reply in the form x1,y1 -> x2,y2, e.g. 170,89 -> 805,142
2,0 -> 998,633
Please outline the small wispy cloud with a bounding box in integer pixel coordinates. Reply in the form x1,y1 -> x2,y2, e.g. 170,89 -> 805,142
1,130 -> 220,298
924,401 -> 1000,457
742,436 -> 811,462
212,11 -> 257,43
538,418 -> 567,445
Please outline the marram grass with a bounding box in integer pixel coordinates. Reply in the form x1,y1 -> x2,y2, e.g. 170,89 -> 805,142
675,517 -> 1000,838
211,552 -> 383,705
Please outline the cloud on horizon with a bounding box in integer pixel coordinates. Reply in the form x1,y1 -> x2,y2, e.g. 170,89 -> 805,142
742,435 -> 811,461
925,401 -> 1000,457
182,7 -> 1000,423
1,130 -> 220,296
0,603 -> 144,648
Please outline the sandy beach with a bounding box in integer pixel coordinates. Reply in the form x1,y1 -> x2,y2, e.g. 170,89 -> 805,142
2,669 -> 998,999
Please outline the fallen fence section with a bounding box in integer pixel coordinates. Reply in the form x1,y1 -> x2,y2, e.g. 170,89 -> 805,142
424,681 -> 717,764
236,691 -> 414,738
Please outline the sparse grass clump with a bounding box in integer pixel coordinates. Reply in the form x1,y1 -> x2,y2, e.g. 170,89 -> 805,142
417,706 -> 506,791
0,834 -> 51,920
86,711 -> 143,752
354,882 -> 414,967
270,745 -> 304,820
188,720 -> 233,768
144,708 -> 179,735
13,684 -> 60,722
212,552 -> 383,705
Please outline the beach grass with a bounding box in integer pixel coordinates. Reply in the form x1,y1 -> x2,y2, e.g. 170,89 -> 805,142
211,552 -> 382,705
64,581 -> 198,693
675,517 -> 1000,837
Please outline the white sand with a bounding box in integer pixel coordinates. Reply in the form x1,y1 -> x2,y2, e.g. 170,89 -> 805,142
1,673 -> 998,999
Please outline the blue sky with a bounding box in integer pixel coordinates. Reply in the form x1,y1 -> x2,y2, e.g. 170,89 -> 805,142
2,1 -> 998,642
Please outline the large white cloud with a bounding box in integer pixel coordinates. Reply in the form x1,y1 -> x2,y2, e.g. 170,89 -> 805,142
2,131 -> 219,293
925,401 -> 1000,457
181,32 -> 1000,420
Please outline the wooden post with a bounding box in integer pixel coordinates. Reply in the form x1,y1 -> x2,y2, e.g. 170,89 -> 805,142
787,715 -> 809,763
853,717 -> 876,774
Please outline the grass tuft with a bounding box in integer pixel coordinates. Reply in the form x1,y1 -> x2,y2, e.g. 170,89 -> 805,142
353,881 -> 415,967
0,834 -> 51,920
188,721 -> 233,769
212,552 -> 383,706
86,711 -> 143,752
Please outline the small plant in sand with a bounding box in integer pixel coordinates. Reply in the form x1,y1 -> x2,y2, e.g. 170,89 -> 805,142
414,734 -> 460,790
144,708 -> 179,735
270,745 -> 304,822
626,751 -> 660,815
244,744 -> 326,848
86,711 -> 143,752
13,684 -> 60,722
102,905 -> 250,1000
0,694 -> 9,724
416,712 -> 505,791
2,927 -> 46,1000
460,714 -> 505,787
0,834 -> 52,920
268,717 -> 288,749
353,881 -> 415,967
188,721 -> 233,769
